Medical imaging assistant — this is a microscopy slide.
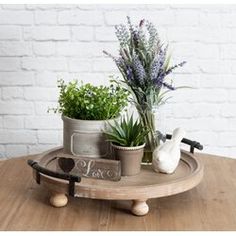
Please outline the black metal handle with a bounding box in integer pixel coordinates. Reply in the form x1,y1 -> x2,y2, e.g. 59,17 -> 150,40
166,134 -> 203,154
27,159 -> 81,196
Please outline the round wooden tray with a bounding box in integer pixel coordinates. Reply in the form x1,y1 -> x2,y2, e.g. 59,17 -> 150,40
31,147 -> 204,216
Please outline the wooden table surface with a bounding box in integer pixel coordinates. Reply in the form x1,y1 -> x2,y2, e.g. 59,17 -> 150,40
0,152 -> 236,231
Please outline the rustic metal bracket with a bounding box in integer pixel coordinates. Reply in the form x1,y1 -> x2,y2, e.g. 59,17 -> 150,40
166,134 -> 203,154
27,159 -> 81,197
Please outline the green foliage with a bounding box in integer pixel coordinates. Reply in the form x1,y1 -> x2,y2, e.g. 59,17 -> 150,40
104,114 -> 149,147
50,79 -> 129,120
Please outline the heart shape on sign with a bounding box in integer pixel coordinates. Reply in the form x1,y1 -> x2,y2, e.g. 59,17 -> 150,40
58,157 -> 75,173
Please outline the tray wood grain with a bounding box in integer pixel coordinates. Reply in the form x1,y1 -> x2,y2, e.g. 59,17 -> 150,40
32,147 -> 203,215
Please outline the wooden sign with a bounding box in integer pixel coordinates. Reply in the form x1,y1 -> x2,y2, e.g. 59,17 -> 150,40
55,153 -> 121,181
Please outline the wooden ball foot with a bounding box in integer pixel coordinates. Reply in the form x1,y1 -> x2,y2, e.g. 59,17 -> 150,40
131,199 -> 149,216
50,192 -> 68,208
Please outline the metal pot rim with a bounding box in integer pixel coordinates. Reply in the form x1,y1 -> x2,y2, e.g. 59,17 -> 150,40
111,143 -> 146,151
62,115 -> 119,124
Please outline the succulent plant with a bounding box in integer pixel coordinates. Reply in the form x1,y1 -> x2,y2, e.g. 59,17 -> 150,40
104,114 -> 149,147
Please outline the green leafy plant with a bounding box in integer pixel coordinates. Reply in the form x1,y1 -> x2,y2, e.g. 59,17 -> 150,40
49,79 -> 129,120
104,114 -> 149,147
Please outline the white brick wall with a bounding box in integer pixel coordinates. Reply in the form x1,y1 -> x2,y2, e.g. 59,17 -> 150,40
0,4 -> 236,159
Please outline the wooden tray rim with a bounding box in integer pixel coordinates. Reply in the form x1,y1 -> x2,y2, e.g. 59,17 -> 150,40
32,147 -> 204,200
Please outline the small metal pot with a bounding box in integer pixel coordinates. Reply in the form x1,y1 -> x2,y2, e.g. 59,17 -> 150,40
111,143 -> 145,176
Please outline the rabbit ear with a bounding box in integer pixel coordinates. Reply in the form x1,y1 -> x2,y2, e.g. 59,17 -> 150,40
172,128 -> 186,143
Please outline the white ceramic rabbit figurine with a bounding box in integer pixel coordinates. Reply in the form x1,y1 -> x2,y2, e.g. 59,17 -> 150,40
152,128 -> 186,174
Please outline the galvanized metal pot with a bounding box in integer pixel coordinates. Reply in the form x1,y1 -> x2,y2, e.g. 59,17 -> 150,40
62,115 -> 116,159
111,143 -> 145,176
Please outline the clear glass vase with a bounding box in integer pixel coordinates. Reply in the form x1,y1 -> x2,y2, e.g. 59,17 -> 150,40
142,149 -> 153,165
137,107 -> 161,165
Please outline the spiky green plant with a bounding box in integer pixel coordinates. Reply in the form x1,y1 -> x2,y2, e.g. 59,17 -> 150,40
104,114 -> 149,147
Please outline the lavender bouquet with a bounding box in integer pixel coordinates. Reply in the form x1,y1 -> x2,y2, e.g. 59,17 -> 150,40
104,17 -> 186,163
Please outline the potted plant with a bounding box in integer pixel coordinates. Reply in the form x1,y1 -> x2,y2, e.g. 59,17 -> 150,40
50,79 -> 129,158
104,114 -> 149,176
104,17 -> 186,164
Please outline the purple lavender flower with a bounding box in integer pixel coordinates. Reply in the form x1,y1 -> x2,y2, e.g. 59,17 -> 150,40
154,73 -> 164,88
115,24 -> 129,47
115,57 -> 124,68
139,19 -> 145,27
161,46 -> 168,65
146,21 -> 159,49
105,17 -> 187,111
126,66 -> 133,81
165,61 -> 186,76
132,55 -> 146,85
150,58 -> 161,81
150,46 -> 167,81
127,16 -> 139,46
162,82 -> 175,90
103,50 -> 116,61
